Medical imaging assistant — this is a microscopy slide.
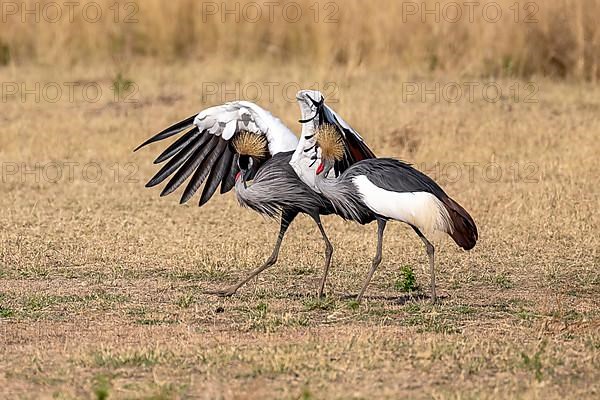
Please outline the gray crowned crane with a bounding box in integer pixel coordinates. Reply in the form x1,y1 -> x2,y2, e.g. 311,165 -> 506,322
299,124 -> 478,303
134,93 -> 375,298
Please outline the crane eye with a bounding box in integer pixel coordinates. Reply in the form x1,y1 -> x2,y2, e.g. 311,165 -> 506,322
238,155 -> 250,170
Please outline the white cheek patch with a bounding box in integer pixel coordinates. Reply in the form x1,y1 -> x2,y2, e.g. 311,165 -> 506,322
352,175 -> 452,238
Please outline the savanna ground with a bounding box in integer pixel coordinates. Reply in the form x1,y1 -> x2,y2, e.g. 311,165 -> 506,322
0,60 -> 598,399
1,1 -> 600,398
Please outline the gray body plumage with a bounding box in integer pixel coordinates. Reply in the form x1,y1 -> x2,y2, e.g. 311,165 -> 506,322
236,151 -> 333,219
315,171 -> 375,225
343,158 -> 448,198
316,158 -> 450,224
317,158 -> 477,250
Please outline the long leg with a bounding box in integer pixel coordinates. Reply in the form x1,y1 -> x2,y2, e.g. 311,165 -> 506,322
357,218 -> 387,303
312,214 -> 333,299
206,209 -> 298,297
412,226 -> 436,303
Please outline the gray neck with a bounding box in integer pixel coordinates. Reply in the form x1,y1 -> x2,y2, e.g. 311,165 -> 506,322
315,172 -> 368,222
234,178 -> 249,206
234,178 -> 279,218
315,171 -> 335,193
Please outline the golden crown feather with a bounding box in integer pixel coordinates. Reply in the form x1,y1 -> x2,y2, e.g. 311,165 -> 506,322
232,132 -> 269,159
316,124 -> 345,161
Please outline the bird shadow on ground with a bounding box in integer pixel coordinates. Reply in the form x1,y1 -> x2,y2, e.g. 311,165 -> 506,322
336,292 -> 439,305
261,290 -> 434,304
202,287 -> 442,305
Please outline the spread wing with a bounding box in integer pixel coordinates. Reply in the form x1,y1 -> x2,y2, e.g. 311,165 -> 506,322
318,104 -> 376,176
134,101 -> 298,206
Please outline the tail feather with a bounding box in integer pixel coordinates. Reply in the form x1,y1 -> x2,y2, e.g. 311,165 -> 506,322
442,197 -> 478,250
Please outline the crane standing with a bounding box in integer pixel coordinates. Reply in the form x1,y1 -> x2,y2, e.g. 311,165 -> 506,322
307,125 -> 478,303
135,97 -> 374,297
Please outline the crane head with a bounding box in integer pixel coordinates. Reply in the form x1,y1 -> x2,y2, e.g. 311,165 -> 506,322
236,154 -> 255,189
233,131 -> 268,189
296,90 -> 325,124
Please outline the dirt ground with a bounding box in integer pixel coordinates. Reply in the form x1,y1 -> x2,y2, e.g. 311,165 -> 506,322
0,61 -> 598,399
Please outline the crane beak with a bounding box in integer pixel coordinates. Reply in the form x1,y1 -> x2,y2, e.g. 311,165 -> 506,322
240,168 -> 253,189
316,163 -> 325,175
236,171 -> 248,189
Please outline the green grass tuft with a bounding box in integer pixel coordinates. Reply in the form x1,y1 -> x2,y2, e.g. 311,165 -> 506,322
0,40 -> 9,66
395,265 -> 418,293
520,342 -> 546,382
494,273 -> 514,289
93,375 -> 111,400
303,297 -> 336,311
0,303 -> 14,318
346,300 -> 360,310
176,293 -> 195,309
112,72 -> 135,100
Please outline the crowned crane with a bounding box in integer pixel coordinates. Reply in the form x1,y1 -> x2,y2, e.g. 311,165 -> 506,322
303,125 -> 478,303
134,91 -> 375,298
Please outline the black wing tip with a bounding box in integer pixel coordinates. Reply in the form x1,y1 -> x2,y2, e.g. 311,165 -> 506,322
160,184 -> 178,197
154,127 -> 202,165
198,190 -> 212,207
198,197 -> 210,207
180,195 -> 192,205
133,114 -> 198,153
160,182 -> 178,197
145,178 -> 160,188
133,135 -> 168,154
153,152 -> 171,164
134,140 -> 152,152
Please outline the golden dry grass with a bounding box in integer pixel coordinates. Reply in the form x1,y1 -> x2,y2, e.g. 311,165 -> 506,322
2,0 -> 600,80
0,58 -> 598,398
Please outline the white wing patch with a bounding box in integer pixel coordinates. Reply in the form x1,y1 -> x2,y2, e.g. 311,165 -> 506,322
352,175 -> 453,239
193,101 -> 298,155
223,119 -> 237,140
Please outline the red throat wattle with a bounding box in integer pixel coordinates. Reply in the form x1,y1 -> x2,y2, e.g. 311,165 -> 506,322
236,172 -> 241,180
316,163 -> 324,175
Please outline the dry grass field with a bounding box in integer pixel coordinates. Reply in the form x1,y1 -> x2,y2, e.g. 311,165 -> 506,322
1,1 -> 600,399
2,0 -> 600,80
0,60 -> 598,399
